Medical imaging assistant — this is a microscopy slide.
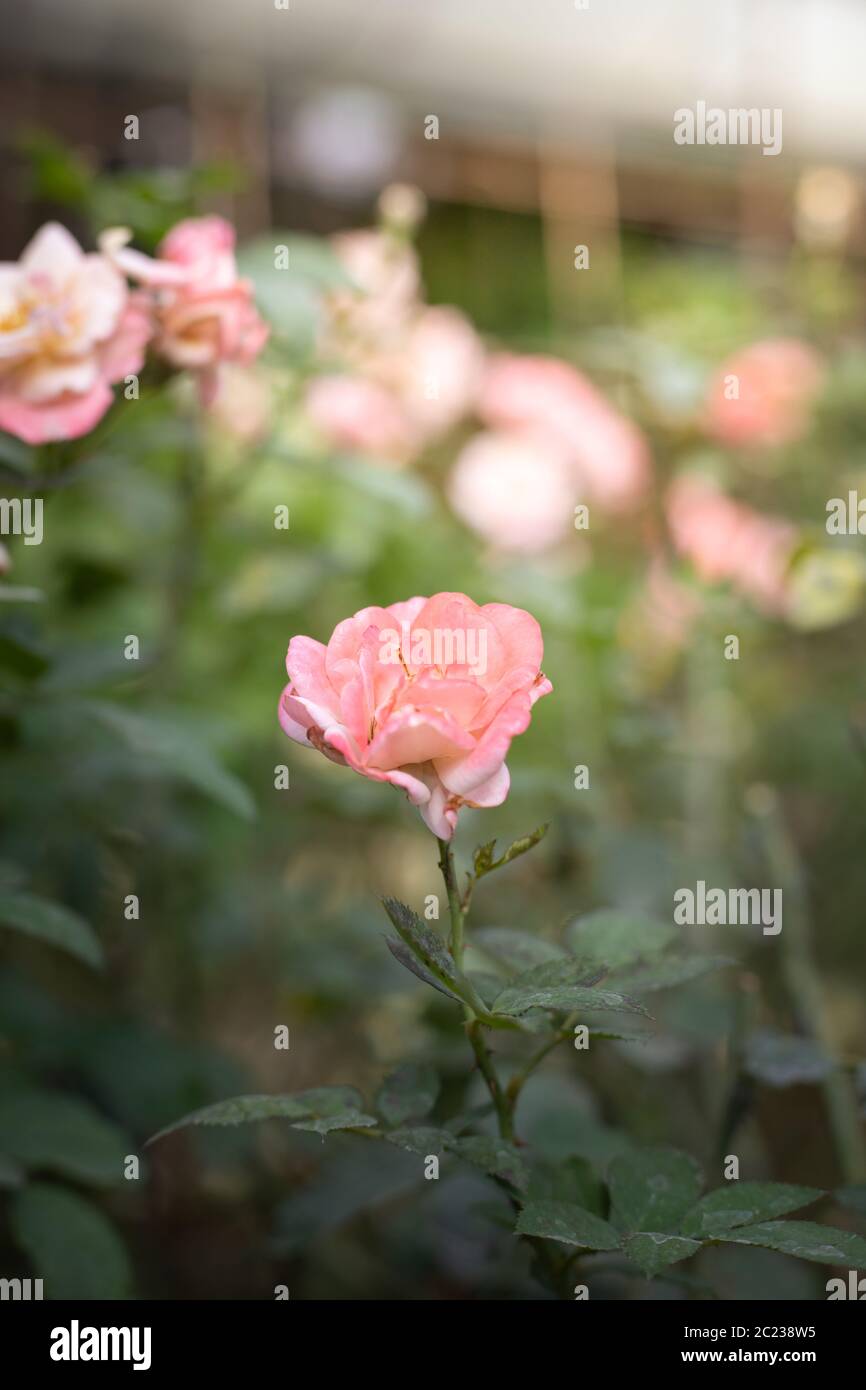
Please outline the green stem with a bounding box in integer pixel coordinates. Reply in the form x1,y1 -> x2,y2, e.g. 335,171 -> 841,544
435,835 -> 570,1295
437,837 -> 465,965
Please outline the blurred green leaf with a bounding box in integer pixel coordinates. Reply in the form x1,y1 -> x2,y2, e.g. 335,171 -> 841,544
564,909 -> 677,968
0,890 -> 103,969
375,1063 -> 439,1128
744,1032 -> 835,1087
474,927 -> 567,976
610,954 -> 734,994
87,701 -> 256,820
150,1087 -> 376,1144
0,1089 -> 128,1186
10,1182 -> 133,1299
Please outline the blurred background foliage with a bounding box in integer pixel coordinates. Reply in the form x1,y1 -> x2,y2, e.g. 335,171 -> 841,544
2,97 -> 866,1299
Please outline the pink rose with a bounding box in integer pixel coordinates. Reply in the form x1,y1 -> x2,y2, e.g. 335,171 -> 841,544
398,306 -> 485,439
666,474 -> 797,612
101,218 -> 268,394
306,374 -> 417,461
0,542 -> 10,576
448,429 -> 576,553
705,338 -> 824,448
0,223 -> 151,444
479,354 -> 650,512
279,592 -> 552,839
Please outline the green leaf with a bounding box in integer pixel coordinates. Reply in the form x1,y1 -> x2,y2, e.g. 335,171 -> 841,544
10,1182 -> 133,1299
449,1136 -> 529,1191
375,1063 -> 440,1127
744,1032 -> 835,1087
149,1087 -> 375,1143
491,959 -> 651,1018
0,1089 -> 128,1187
527,1155 -> 606,1215
0,628 -> 49,679
515,1200 -> 621,1250
384,1126 -> 450,1157
383,898 -> 483,1010
723,1220 -> 866,1269
474,927 -> 567,976
88,701 -> 256,821
472,824 -> 548,879
681,1182 -> 823,1237
0,890 -> 103,969
624,1232 -> 702,1278
610,954 -> 734,994
565,909 -> 677,969
609,1147 -> 703,1233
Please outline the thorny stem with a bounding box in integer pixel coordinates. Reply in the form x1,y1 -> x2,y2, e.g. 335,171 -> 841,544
436,837 -> 570,1293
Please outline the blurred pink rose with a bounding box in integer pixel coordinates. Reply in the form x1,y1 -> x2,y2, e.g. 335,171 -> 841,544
479,354 -> 651,512
279,592 -> 552,839
309,228 -> 483,461
0,542 -> 10,575
666,474 -> 797,612
0,223 -> 151,444
328,229 -> 421,348
448,430 -> 576,553
399,306 -> 485,439
306,374 -> 417,460
101,218 -> 268,394
705,338 -> 824,448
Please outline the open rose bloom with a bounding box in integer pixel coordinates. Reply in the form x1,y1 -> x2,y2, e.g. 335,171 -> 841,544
279,593 -> 552,839
101,217 -> 268,400
0,223 -> 151,444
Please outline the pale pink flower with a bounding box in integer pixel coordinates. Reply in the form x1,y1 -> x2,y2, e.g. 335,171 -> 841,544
328,229 -> 421,348
448,429 -> 576,553
399,306 -> 485,440
309,230 -> 482,461
279,592 -> 552,839
666,475 -> 797,612
0,542 -> 10,575
101,218 -> 268,395
205,364 -> 272,443
479,354 -> 650,512
306,374 -> 417,461
0,223 -> 151,444
705,338 -> 824,448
